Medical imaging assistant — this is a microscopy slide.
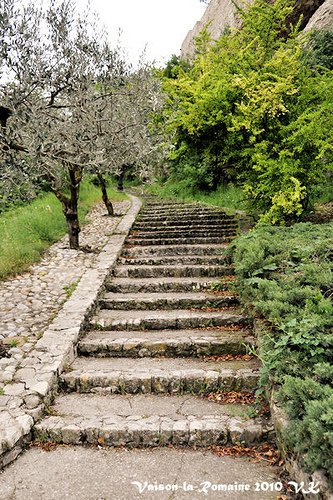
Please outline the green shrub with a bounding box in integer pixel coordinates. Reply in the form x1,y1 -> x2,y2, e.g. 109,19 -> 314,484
304,29 -> 333,71
162,0 -> 333,223
230,222 -> 333,486
279,375 -> 333,486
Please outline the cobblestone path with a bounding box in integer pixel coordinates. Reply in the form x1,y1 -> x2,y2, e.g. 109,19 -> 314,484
0,200 -> 130,384
36,199 -> 277,452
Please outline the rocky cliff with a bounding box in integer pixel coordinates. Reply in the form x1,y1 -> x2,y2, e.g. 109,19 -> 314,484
303,0 -> 333,32
181,0 -> 332,58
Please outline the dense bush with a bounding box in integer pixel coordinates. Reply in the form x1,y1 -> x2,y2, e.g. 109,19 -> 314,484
230,222 -> 333,485
280,371 -> 333,482
162,0 -> 333,223
304,29 -> 333,71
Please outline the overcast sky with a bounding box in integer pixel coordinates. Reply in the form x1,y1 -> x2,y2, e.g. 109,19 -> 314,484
77,0 -> 206,66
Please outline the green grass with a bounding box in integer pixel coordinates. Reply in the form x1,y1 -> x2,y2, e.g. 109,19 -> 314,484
146,173 -> 333,219
146,178 -> 245,212
311,175 -> 333,204
0,179 -> 128,280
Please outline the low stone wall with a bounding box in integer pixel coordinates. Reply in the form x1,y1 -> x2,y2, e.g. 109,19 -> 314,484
0,195 -> 142,469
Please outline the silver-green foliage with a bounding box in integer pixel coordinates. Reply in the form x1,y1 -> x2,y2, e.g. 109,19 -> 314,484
0,0 -> 166,246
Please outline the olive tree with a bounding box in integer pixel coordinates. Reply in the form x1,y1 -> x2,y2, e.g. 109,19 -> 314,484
0,0 -> 166,246
0,0 -> 114,247
88,62 -> 168,215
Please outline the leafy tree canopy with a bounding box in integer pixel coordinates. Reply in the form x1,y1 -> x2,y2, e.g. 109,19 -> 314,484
162,0 -> 333,223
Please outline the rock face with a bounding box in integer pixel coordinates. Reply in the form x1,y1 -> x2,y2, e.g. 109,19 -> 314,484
303,0 -> 333,31
181,0 -> 331,58
290,0 -> 327,30
181,0 -> 250,57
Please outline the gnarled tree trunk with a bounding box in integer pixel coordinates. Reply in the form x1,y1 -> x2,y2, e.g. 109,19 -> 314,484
62,201 -> 80,249
64,167 -> 82,249
48,164 -> 82,249
97,169 -> 114,216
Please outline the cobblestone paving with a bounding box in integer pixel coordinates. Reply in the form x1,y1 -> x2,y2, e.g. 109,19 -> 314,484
0,199 -> 131,382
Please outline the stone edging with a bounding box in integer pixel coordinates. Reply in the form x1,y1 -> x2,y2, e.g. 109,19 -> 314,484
194,199 -> 254,235
253,319 -> 333,500
0,195 -> 142,469
234,210 -> 254,235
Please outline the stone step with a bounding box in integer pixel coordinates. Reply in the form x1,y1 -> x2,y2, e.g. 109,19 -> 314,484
128,229 -> 237,240
126,236 -> 234,246
139,205 -> 224,212
133,221 -> 238,230
117,255 -> 231,267
106,277 -> 230,293
78,328 -> 254,358
144,201 -> 198,207
34,393 -> 275,448
143,202 -> 199,208
60,357 -> 260,394
90,308 -> 248,331
135,213 -> 238,226
138,208 -> 233,217
112,264 -> 234,278
99,291 -> 238,310
121,244 -> 230,258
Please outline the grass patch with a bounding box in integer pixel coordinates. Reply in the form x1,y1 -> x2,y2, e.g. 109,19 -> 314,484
230,222 -> 333,488
0,178 -> 128,280
146,178 -> 245,212
63,280 -> 80,299
310,175 -> 333,205
103,186 -> 129,203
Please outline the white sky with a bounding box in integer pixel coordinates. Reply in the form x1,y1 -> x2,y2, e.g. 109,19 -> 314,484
78,0 -> 206,66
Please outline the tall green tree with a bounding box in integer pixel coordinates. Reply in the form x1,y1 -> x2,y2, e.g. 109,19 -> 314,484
163,0 -> 333,223
0,0 -> 118,247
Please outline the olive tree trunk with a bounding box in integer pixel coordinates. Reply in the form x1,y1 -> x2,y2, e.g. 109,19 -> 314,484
50,165 -> 82,249
97,169 -> 114,216
62,200 -> 80,249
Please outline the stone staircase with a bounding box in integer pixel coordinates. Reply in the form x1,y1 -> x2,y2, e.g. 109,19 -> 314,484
34,200 -> 276,450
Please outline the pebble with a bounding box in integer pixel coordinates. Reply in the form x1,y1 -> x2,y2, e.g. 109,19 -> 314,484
0,199 -> 131,373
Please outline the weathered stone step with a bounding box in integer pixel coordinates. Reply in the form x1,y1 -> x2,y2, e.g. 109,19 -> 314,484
128,229 -> 236,240
126,236 -> 233,246
121,244 -> 230,258
112,264 -> 234,278
144,201 -> 198,207
133,221 -> 238,230
60,357 -> 260,394
139,205 -> 223,211
99,291 -> 238,310
106,277 -> 229,293
118,254 -> 231,267
79,328 -> 254,358
138,208 -> 233,217
137,216 -> 236,225
90,308 -> 248,331
34,394 -> 275,447
143,202 -> 198,208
